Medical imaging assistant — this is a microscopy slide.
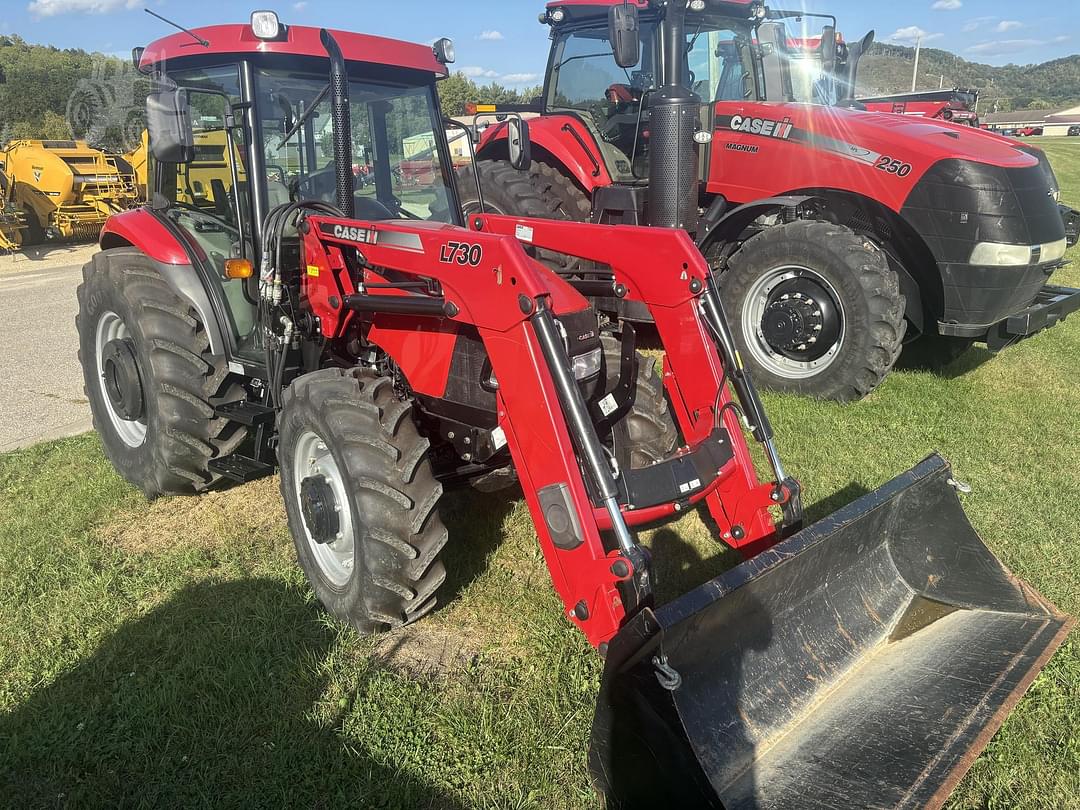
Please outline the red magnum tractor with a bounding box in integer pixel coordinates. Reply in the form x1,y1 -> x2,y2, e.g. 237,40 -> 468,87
465,0 -> 1080,401
78,12 -> 1071,807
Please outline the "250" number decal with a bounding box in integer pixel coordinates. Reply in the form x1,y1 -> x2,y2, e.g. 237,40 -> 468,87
874,156 -> 913,177
440,241 -> 484,266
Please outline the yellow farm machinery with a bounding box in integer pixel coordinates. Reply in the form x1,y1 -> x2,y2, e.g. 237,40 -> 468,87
0,139 -> 139,244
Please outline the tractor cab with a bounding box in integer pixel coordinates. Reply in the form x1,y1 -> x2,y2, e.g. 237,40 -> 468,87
539,1 -> 873,182
135,14 -> 463,364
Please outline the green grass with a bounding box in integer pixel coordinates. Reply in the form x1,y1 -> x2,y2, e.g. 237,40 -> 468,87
2,142 -> 1080,809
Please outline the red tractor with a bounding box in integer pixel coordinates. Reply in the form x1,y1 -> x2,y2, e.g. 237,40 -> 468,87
465,0 -> 1080,401
78,12 -> 1071,807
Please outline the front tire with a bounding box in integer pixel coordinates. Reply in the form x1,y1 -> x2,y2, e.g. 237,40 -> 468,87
76,249 -> 246,496
719,221 -> 906,402
278,368 -> 449,633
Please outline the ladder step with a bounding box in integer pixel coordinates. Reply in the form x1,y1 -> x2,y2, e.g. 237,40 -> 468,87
214,400 -> 276,426
208,454 -> 275,483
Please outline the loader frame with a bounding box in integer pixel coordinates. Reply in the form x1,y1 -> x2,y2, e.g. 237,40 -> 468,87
299,209 -> 797,646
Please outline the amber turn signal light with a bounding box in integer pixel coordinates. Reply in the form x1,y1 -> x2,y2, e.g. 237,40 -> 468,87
224,259 -> 254,279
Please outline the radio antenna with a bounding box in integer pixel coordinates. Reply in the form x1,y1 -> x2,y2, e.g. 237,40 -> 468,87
144,8 -> 210,47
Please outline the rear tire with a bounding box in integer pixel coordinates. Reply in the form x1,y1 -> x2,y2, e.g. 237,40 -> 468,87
602,335 -> 679,469
278,368 -> 449,633
719,220 -> 906,402
459,159 -> 591,273
76,249 -> 246,497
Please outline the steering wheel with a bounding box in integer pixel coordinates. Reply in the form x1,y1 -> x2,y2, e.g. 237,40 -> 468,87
296,164 -> 398,220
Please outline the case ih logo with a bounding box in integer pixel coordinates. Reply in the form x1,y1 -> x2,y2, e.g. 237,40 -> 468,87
323,223 -> 379,244
726,115 -> 794,139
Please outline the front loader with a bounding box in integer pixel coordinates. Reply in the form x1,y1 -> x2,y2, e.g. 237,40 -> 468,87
78,13 -> 1072,807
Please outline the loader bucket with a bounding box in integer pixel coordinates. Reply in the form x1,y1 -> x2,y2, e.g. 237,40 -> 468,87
590,454 -> 1073,809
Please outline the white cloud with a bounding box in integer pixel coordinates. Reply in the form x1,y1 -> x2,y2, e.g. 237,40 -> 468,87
884,26 -> 943,46
458,66 -> 499,79
27,0 -> 138,16
967,38 -> 1045,56
293,1 -> 307,10
962,16 -> 997,33
931,0 -> 962,10
501,73 -> 540,84
1052,35 -> 1072,43
995,20 -> 1023,32
478,30 -> 504,41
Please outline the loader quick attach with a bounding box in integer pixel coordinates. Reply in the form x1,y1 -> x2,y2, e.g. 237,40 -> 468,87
78,13 -> 1072,808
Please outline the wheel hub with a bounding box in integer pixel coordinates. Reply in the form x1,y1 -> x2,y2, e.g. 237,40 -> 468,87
760,278 -> 842,363
101,337 -> 144,421
300,475 -> 340,545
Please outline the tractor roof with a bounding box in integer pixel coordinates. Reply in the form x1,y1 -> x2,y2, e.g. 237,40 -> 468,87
140,23 -> 448,78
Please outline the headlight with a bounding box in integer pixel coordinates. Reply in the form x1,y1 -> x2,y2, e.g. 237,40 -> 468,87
969,242 -> 1032,267
250,10 -> 282,40
1038,237 -> 1068,263
571,347 -> 603,380
970,237 -> 1068,266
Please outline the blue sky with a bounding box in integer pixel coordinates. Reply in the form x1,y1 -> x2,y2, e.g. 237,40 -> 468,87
3,0 -> 1077,83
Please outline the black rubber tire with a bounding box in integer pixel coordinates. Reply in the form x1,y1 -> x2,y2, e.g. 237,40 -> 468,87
278,368 -> 449,634
900,333 -> 974,370
532,160 -> 592,222
459,159 -> 593,273
602,335 -> 679,469
21,209 -> 46,246
76,249 -> 247,497
719,220 -> 907,402
459,159 -> 589,222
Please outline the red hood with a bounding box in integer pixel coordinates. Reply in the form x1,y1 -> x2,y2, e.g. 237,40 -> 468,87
768,103 -> 1038,169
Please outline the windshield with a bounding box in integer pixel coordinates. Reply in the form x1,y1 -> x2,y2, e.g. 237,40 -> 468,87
256,69 -> 456,223
547,17 -> 754,179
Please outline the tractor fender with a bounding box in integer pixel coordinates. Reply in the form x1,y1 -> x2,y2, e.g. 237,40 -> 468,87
701,193 -> 928,334
477,114 -> 612,192
697,195 -> 820,252
99,210 -> 227,355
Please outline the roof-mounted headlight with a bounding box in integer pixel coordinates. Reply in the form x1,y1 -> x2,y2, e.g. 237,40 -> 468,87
540,7 -> 566,25
250,10 -> 284,41
433,37 -> 456,64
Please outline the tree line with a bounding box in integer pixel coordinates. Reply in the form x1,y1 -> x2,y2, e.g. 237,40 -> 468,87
0,34 -> 541,154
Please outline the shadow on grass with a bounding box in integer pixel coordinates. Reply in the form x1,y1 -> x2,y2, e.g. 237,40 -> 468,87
437,486 -> 518,604
647,526 -> 744,608
0,579 -> 464,810
896,344 -> 993,377
804,481 -> 872,525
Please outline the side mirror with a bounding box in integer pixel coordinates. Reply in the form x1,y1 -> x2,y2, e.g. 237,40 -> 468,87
146,89 -> 194,163
507,117 -> 532,172
609,4 -> 641,69
821,25 -> 838,73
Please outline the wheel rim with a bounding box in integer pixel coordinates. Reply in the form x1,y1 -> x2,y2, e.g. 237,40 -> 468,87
95,311 -> 147,447
740,265 -> 846,380
293,430 -> 356,587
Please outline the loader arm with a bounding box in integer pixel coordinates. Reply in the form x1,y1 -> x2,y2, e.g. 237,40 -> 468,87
299,214 -> 791,645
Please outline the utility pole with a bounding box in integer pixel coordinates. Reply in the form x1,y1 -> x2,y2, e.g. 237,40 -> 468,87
911,35 -> 922,92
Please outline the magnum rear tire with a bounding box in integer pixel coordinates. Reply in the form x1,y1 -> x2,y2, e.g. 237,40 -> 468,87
278,368 -> 449,634
459,159 -> 591,273
719,220 -> 906,402
76,249 -> 247,497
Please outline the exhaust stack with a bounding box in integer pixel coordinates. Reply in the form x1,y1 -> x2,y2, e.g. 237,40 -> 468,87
647,1 -> 699,231
320,29 -> 354,219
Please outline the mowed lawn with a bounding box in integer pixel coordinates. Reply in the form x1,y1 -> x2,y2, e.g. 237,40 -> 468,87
2,141 -> 1079,810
